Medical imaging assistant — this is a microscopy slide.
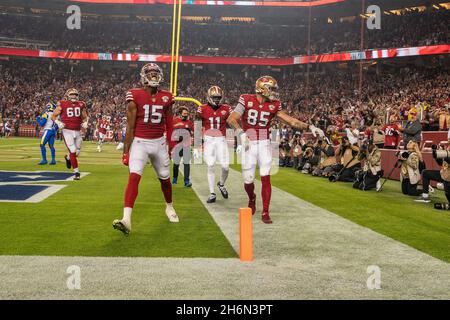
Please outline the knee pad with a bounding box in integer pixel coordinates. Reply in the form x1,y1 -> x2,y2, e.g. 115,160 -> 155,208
207,165 -> 215,175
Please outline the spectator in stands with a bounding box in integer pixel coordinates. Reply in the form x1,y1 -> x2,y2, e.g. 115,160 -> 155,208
345,121 -> 360,145
398,111 -> 422,148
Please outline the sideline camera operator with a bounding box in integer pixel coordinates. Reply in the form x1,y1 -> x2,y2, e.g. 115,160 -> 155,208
329,136 -> 361,182
312,138 -> 336,177
353,141 -> 382,190
399,140 -> 425,196
415,144 -> 450,210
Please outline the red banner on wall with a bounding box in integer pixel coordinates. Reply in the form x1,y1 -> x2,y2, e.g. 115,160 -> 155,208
1,44 -> 449,66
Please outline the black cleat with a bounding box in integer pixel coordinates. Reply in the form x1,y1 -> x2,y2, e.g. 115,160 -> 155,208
207,193 -> 216,203
217,182 -> 229,199
64,155 -> 72,169
74,172 -> 81,180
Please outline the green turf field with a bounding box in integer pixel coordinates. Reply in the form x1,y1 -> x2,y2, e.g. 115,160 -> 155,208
231,164 -> 450,263
2,137 -> 449,263
0,138 -> 236,258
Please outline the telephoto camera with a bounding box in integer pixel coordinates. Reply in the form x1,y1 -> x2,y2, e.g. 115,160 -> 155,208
432,144 -> 450,159
396,150 -> 410,161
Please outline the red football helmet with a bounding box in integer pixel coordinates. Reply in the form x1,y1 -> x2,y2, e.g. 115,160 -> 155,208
140,63 -> 163,88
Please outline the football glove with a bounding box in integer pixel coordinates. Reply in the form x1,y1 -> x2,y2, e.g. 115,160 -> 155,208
54,119 -> 65,130
238,132 -> 250,153
122,153 -> 129,166
81,121 -> 88,129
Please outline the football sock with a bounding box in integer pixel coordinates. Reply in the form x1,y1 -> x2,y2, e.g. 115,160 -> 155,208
173,164 -> 179,179
244,182 -> 255,200
124,173 -> 141,208
40,145 -> 47,162
123,207 -> 132,225
50,145 -> 55,161
220,167 -> 229,185
160,178 -> 173,204
207,166 -> 215,194
261,175 -> 272,212
69,152 -> 78,169
183,164 -> 190,182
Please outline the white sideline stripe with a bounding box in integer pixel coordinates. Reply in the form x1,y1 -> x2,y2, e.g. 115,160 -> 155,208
0,184 -> 67,203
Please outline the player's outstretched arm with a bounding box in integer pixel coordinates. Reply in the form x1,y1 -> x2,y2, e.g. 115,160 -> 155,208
123,101 -> 137,156
276,110 -> 308,130
277,110 -> 324,137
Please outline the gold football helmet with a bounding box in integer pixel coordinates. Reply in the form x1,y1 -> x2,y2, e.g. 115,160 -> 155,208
255,76 -> 279,101
140,63 -> 163,87
206,86 -> 224,107
65,88 -> 79,102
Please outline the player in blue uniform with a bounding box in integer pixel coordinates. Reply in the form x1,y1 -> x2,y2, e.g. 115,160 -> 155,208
36,101 -> 58,165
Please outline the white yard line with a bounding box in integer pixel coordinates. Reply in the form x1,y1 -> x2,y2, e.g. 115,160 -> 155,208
0,166 -> 449,299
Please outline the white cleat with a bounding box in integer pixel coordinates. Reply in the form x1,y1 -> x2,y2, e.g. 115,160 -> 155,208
165,204 -> 179,223
113,219 -> 131,235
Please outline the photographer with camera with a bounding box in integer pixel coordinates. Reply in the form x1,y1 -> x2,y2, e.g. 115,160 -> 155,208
291,135 -> 303,170
312,138 -> 337,177
415,144 -> 450,209
279,138 -> 291,167
399,140 -> 424,196
329,136 -> 361,182
298,139 -> 318,174
353,141 -> 382,190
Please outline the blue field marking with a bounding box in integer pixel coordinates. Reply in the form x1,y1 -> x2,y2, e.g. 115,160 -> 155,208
0,171 -> 75,183
0,185 -> 49,201
0,170 -> 88,203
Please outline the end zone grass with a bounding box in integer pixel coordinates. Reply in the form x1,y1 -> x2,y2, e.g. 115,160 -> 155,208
0,138 -> 236,258
231,164 -> 450,263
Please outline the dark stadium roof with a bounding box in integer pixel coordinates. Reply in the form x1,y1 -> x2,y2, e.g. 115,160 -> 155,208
0,0 -> 445,19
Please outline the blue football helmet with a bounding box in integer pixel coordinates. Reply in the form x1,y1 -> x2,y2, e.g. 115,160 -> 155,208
46,101 -> 57,112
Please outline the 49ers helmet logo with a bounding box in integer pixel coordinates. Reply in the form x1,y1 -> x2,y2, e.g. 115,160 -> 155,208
255,76 -> 279,102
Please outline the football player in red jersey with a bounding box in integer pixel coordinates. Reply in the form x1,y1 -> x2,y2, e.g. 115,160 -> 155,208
196,86 -> 232,203
227,76 -> 323,224
96,115 -> 109,152
171,106 -> 194,187
52,88 -> 89,181
113,63 -> 178,235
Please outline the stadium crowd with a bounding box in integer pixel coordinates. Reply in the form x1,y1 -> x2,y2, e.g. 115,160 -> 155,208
1,58 -> 448,141
0,7 -> 448,57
